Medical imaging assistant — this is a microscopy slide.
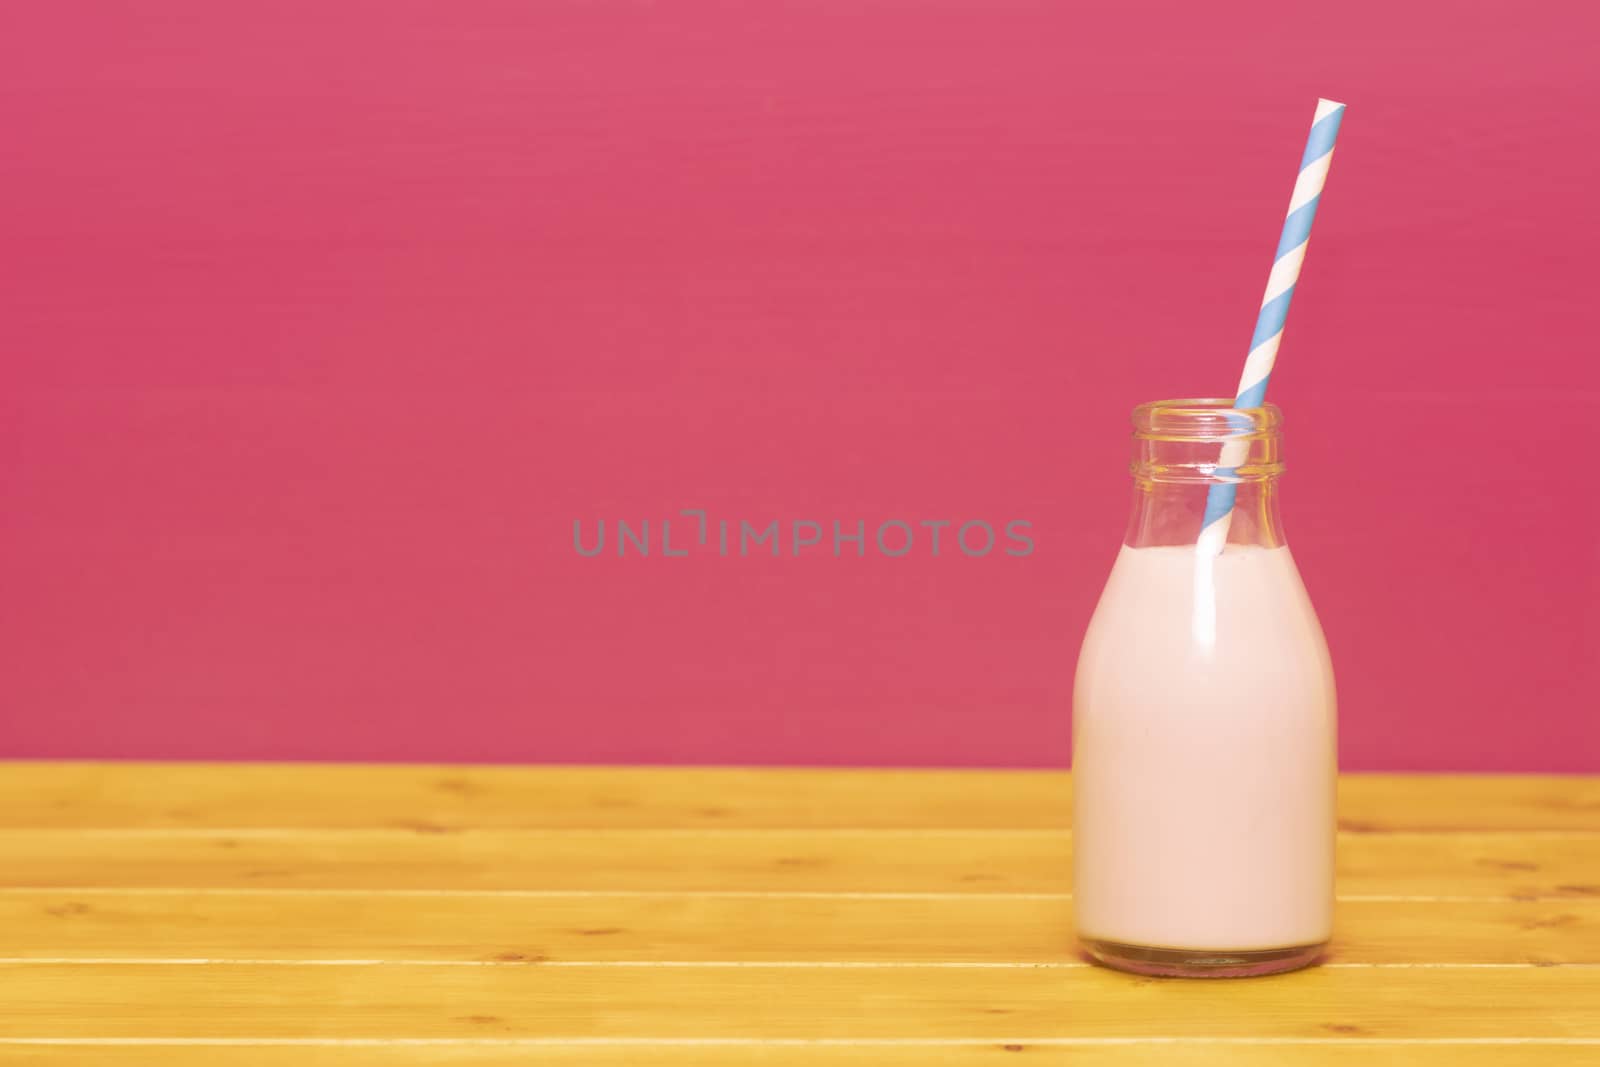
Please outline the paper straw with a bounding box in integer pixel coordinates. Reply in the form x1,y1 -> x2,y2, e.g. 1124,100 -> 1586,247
1198,98 -> 1346,557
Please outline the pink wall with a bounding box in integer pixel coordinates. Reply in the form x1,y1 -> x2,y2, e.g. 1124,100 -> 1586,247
2,1 -> 1597,771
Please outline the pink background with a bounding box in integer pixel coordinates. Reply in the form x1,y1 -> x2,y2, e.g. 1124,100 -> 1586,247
2,1 -> 1597,771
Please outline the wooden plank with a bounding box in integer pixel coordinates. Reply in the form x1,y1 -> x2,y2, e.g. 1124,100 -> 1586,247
1333,833 -> 1600,899
0,829 -> 1595,898
0,764 -> 1071,830
0,891 -> 1595,965
1337,775 -> 1600,833
1332,899 -> 1600,964
0,964 -> 1596,1039
2,764 -> 1595,832
2,1048 -> 1597,1067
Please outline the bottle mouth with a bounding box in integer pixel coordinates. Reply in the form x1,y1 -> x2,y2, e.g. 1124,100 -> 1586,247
1130,398 -> 1283,485
1132,397 -> 1282,442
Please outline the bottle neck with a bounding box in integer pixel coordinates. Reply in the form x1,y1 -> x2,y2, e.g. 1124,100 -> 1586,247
1125,478 -> 1286,549
1124,398 -> 1287,550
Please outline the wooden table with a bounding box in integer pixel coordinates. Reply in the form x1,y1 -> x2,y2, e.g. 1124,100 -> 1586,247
0,764 -> 1596,1064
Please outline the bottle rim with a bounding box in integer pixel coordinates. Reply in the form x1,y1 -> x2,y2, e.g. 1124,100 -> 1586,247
1130,398 -> 1284,485
1132,397 -> 1282,443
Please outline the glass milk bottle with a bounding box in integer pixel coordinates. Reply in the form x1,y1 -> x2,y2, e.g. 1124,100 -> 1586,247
1072,399 -> 1337,977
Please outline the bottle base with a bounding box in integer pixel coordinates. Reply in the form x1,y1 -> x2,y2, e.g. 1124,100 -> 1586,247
1080,937 -> 1326,978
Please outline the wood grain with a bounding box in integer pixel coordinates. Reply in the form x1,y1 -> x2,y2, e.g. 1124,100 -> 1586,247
0,891 -> 1595,965
0,828 -> 1595,898
2,764 -> 1597,1064
2,763 -> 1596,831
3,1048 -> 1597,1067
3,963 -> 1599,1039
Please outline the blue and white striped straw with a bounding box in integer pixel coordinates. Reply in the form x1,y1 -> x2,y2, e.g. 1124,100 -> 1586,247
1198,98 -> 1346,556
